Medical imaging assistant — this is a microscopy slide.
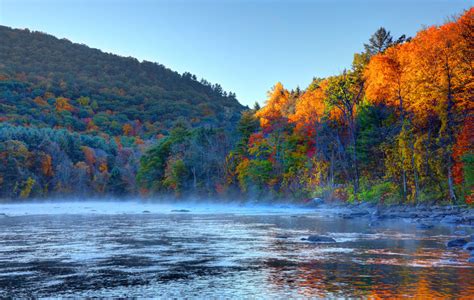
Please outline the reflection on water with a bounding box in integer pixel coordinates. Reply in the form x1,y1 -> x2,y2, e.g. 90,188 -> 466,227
0,203 -> 472,297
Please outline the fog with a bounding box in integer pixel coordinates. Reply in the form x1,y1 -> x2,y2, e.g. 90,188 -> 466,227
0,198 -> 320,217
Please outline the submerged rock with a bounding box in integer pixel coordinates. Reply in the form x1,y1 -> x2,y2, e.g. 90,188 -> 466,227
306,235 -> 336,243
142,210 -> 151,213
275,234 -> 290,239
446,238 -> 468,248
463,242 -> 474,251
171,209 -> 190,213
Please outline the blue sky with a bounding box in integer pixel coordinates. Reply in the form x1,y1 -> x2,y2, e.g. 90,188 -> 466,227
0,0 -> 471,106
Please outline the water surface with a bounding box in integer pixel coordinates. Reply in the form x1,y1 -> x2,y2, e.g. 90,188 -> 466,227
0,202 -> 473,298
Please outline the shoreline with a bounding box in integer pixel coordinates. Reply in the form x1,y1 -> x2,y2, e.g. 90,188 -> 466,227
1,198 -> 473,226
308,201 -> 474,227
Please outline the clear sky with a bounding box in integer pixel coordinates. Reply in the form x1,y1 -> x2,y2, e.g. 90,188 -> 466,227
0,0 -> 471,106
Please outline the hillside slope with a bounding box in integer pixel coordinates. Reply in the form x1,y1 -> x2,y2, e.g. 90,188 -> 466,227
0,25 -> 244,137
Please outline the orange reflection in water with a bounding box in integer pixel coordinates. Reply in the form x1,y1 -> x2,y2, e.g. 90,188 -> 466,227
265,259 -> 474,298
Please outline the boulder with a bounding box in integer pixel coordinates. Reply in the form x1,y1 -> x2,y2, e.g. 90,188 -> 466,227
441,215 -> 464,224
342,210 -> 370,219
463,242 -> 474,251
306,235 -> 336,243
311,198 -> 324,206
446,238 -> 468,248
416,223 -> 434,230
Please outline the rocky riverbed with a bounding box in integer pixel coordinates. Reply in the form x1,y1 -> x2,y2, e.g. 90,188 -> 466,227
308,201 -> 474,263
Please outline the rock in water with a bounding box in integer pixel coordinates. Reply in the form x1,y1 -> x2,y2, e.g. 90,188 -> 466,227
307,235 -> 336,243
446,238 -> 468,248
171,209 -> 190,213
463,242 -> 474,251
312,198 -> 324,206
441,215 -> 464,224
416,223 -> 434,230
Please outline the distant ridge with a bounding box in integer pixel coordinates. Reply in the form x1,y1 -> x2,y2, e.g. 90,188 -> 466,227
0,25 -> 244,137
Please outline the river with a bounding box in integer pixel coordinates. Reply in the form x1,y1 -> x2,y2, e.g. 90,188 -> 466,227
0,201 -> 473,297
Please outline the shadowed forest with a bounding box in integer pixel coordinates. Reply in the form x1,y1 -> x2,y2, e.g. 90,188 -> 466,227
0,8 -> 472,204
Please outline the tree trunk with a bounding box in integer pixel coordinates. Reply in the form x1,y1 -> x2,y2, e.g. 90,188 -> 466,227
399,94 -> 407,204
448,163 -> 456,203
350,118 -> 359,201
192,167 -> 197,190
445,58 -> 457,202
410,139 -> 419,204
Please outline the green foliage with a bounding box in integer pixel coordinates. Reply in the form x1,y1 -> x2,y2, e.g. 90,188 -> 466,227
462,153 -> 474,189
355,180 -> 399,204
137,123 -> 234,197
137,137 -> 172,192
357,103 -> 397,180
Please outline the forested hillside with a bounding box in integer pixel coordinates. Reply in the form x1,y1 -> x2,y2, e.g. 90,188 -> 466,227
0,25 -> 243,136
0,25 -> 243,199
0,8 -> 472,203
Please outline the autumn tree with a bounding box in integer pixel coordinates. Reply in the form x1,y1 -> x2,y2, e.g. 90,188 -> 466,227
325,71 -> 364,198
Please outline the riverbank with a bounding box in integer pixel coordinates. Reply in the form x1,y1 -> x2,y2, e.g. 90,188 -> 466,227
308,201 -> 474,227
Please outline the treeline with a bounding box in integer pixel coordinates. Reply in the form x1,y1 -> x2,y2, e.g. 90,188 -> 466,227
0,124 -> 140,198
220,9 -> 473,204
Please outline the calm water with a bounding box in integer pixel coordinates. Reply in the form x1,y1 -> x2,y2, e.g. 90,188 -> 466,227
0,202 -> 473,298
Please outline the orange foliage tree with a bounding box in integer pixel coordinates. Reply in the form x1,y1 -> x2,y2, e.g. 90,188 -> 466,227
55,97 -> 74,112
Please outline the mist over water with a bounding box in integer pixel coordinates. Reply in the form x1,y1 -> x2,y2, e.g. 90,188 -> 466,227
0,201 -> 473,297
0,199 -> 313,216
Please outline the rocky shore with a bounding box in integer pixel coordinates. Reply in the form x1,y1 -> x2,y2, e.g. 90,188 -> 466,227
310,201 -> 474,226
308,200 -> 474,262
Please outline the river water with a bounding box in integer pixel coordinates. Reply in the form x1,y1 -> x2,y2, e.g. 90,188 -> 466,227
0,202 -> 473,298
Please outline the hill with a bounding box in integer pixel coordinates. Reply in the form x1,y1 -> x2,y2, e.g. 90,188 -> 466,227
0,25 -> 244,138
0,25 -> 244,199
